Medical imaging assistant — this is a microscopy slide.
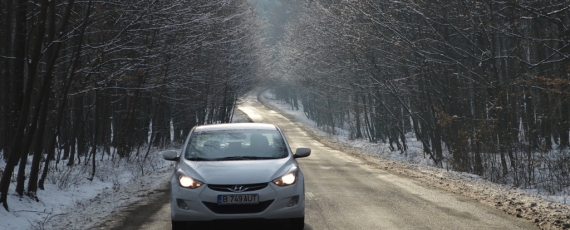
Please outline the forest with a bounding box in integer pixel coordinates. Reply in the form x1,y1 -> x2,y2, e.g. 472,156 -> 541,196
2,0 -> 570,213
272,0 -> 570,194
0,0 -> 264,210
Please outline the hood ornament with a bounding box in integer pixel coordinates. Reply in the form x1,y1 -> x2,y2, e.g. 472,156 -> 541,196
229,185 -> 248,192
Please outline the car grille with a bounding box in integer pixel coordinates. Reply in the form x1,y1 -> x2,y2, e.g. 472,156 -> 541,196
202,200 -> 274,214
208,183 -> 268,192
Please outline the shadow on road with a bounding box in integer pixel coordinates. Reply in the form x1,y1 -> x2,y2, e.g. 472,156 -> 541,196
178,219 -> 313,230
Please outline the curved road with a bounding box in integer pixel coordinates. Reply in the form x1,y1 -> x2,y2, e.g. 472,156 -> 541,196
97,88 -> 537,230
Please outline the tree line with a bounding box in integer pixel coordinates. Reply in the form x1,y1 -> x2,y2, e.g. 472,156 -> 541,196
272,0 -> 570,193
0,0 -> 264,210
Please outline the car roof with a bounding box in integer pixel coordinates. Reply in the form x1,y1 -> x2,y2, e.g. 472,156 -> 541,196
194,123 -> 278,132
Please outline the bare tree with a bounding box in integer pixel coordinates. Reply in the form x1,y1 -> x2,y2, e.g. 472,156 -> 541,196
270,0 -> 570,192
0,0 -> 264,211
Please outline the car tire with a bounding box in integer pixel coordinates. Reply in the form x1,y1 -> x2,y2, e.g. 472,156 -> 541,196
171,220 -> 186,230
290,217 -> 305,230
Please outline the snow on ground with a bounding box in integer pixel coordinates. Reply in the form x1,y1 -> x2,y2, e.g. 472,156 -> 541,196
0,111 -> 250,230
0,151 -> 173,230
259,89 -> 570,230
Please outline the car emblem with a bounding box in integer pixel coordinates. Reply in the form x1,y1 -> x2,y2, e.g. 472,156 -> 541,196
229,185 -> 248,192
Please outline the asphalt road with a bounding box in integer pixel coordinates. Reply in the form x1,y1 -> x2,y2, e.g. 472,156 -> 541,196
96,88 -> 538,230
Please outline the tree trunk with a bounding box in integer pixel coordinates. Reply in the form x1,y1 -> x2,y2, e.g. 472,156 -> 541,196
0,0 -> 13,161
27,90 -> 50,199
90,90 -> 98,180
0,0 -> 48,210
353,92 -> 363,139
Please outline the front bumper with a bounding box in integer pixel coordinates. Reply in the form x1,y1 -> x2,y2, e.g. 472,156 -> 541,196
170,173 -> 305,221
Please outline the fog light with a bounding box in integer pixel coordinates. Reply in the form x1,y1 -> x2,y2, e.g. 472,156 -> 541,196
177,199 -> 190,210
287,195 -> 299,207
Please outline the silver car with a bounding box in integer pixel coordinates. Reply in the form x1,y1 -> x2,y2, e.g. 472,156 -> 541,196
161,123 -> 310,230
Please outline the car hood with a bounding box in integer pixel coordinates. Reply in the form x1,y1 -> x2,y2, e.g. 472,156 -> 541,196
179,157 -> 295,185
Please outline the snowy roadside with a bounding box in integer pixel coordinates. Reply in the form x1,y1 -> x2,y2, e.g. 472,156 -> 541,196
0,111 -> 250,230
259,89 -> 570,230
0,151 -> 173,230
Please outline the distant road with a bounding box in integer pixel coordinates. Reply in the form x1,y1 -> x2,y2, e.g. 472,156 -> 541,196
95,88 -> 538,230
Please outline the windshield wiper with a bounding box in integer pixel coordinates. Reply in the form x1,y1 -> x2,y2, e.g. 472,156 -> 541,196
215,156 -> 273,161
187,157 -> 212,161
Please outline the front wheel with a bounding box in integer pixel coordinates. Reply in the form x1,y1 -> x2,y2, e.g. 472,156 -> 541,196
290,217 -> 305,230
171,220 -> 186,230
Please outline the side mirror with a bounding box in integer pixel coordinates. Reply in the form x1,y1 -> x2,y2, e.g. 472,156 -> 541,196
293,147 -> 311,158
161,150 -> 179,161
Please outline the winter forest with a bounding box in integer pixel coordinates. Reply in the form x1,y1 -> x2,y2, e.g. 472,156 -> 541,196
0,0 -> 264,210
271,0 -> 570,195
1,0 -> 570,213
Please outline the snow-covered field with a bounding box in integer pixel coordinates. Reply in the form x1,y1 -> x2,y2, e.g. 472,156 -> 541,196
259,89 -> 570,230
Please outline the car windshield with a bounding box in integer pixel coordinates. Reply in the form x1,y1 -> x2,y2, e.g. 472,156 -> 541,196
185,129 -> 288,161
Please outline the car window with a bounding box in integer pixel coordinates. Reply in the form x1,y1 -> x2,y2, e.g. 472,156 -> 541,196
185,130 -> 288,160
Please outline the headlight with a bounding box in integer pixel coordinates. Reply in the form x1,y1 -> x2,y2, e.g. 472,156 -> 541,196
176,169 -> 203,189
273,166 -> 298,186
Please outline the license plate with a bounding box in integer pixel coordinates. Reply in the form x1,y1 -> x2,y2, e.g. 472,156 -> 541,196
218,194 -> 259,205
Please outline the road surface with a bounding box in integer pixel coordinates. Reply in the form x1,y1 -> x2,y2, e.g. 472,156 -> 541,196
94,88 -> 537,230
